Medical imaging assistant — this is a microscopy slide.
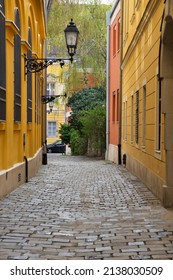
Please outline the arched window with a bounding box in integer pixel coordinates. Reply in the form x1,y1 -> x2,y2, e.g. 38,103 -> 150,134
0,0 -> 6,121
14,8 -> 21,122
27,27 -> 32,123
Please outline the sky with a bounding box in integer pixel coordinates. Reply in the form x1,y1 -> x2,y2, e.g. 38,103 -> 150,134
101,0 -> 113,3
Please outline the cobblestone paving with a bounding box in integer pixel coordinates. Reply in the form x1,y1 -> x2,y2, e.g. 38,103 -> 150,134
0,155 -> 173,260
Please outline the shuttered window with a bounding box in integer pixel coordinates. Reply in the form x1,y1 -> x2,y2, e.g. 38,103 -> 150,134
135,91 -> 139,144
14,8 -> 21,122
27,27 -> 32,123
123,98 -> 127,141
142,85 -> 146,147
0,0 -> 6,121
131,94 -> 134,143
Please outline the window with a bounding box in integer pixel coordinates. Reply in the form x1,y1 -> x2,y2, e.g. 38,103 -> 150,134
117,18 -> 120,51
135,91 -> 139,144
123,98 -> 127,141
142,85 -> 146,147
117,89 -> 119,121
112,91 -> 116,122
27,27 -> 32,123
0,0 -> 6,121
131,94 -> 134,143
48,121 -> 57,137
113,25 -> 116,56
47,83 -> 55,96
35,77 -> 41,124
14,8 -> 21,122
156,76 -> 162,151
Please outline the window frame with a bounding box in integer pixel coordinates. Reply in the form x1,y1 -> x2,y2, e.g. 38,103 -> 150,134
47,121 -> 57,138
14,8 -> 21,122
0,0 -> 6,121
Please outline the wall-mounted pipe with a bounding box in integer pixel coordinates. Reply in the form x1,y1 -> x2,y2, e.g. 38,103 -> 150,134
24,156 -> 28,183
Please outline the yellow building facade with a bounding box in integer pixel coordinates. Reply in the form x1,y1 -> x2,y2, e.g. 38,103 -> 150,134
46,64 -> 67,145
121,0 -> 173,207
0,0 -> 46,198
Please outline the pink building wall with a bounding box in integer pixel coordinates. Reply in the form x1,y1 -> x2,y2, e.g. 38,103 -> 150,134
107,1 -> 121,163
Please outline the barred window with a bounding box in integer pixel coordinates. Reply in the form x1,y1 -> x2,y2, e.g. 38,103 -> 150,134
14,8 -> 21,122
0,0 -> 6,121
27,27 -> 32,123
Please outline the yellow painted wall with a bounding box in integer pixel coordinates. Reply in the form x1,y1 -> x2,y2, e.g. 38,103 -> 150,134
0,0 -> 46,198
121,0 -> 165,183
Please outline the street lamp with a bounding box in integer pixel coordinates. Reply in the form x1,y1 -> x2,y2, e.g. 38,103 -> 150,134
26,19 -> 79,165
25,19 -> 79,75
64,18 -> 79,61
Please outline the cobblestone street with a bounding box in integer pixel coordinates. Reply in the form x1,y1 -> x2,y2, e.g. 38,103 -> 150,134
0,155 -> 173,260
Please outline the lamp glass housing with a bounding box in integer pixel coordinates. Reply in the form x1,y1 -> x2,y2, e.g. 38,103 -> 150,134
49,100 -> 54,111
64,19 -> 79,57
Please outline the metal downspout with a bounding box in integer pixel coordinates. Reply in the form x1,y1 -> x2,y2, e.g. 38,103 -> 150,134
105,11 -> 111,160
118,0 -> 123,165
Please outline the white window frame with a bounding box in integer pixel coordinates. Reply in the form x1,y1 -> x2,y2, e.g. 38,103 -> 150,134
47,121 -> 57,138
47,82 -> 55,96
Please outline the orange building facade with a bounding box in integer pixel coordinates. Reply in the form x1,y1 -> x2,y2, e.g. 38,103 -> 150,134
106,0 -> 121,164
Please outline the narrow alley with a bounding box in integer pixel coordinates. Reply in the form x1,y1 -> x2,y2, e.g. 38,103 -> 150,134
0,155 -> 173,260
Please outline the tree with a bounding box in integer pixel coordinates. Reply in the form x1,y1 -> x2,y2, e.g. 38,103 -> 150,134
47,0 -> 111,88
59,123 -> 71,144
67,86 -> 106,113
79,105 -> 106,156
59,86 -> 106,156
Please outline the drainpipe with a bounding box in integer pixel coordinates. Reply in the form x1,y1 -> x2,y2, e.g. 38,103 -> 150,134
105,10 -> 111,160
118,0 -> 123,165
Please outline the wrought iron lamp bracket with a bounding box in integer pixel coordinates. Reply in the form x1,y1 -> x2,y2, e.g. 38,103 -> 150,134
25,56 -> 73,74
41,93 -> 67,104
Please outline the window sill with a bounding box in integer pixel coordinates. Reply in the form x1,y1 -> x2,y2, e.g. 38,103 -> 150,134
0,122 -> 6,130
155,150 -> 161,160
14,122 -> 21,131
27,123 -> 32,130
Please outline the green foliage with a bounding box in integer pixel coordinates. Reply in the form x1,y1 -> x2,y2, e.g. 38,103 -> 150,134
59,86 -> 106,156
70,128 -> 87,155
67,87 -> 106,113
79,105 -> 106,156
59,123 -> 71,144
